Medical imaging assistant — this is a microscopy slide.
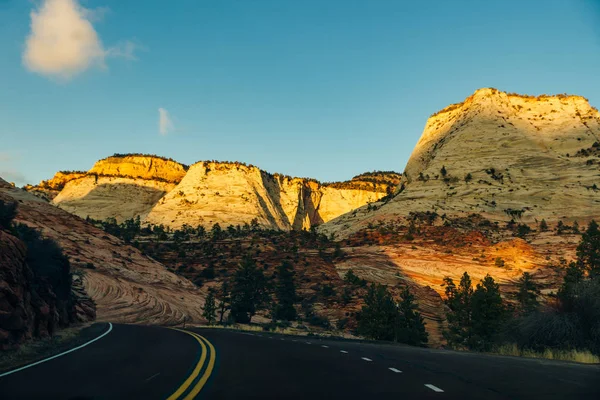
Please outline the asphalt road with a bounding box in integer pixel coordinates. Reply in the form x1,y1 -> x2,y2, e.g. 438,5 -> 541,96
0,323 -> 598,399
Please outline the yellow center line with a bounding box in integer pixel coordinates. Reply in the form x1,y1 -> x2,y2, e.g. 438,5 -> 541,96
182,333 -> 217,400
166,328 -> 207,400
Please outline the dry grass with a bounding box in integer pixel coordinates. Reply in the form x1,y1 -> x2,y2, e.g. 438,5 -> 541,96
493,343 -> 599,364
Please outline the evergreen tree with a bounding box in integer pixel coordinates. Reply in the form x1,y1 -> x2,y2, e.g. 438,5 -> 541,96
273,261 -> 298,321
229,257 -> 269,323
576,220 -> 600,278
202,289 -> 217,325
217,281 -> 230,324
357,284 -> 398,341
572,221 -> 580,234
470,275 -> 504,351
558,262 -> 586,308
556,220 -> 566,234
396,286 -> 428,346
516,272 -> 539,314
443,272 -> 473,348
539,219 -> 548,232
211,223 -> 223,240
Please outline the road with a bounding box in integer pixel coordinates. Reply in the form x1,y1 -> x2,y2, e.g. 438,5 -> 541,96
0,323 -> 598,399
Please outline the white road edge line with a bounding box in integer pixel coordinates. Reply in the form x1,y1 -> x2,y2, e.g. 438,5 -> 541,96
425,384 -> 444,393
340,350 -> 348,353
389,367 -> 402,373
0,322 -> 114,378
361,357 -> 372,362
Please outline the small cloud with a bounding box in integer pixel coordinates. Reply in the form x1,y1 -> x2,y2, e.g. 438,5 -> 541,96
159,108 -> 175,135
22,0 -> 140,81
106,40 -> 142,61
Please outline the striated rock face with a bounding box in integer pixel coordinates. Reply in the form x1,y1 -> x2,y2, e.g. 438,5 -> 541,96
145,162 -> 395,230
322,88 -> 600,238
0,180 -> 207,327
28,155 -> 399,230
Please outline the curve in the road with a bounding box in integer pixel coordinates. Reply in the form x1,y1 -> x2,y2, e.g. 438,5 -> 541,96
0,322 -> 114,378
167,328 -> 217,400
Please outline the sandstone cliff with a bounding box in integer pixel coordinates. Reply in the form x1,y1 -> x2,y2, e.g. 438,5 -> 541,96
0,178 -> 207,327
28,155 -> 399,230
322,88 -> 600,238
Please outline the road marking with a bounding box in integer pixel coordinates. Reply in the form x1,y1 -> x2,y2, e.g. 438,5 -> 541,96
389,368 -> 402,373
166,329 -> 208,400
0,322 -> 113,379
361,357 -> 372,362
340,350 -> 348,353
306,341 -> 312,344
145,372 -> 161,382
292,339 -> 297,342
425,384 -> 444,393
321,345 -> 329,348
280,338 -> 285,341
182,332 -> 216,400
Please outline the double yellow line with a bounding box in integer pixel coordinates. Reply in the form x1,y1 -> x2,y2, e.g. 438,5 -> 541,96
166,329 -> 216,400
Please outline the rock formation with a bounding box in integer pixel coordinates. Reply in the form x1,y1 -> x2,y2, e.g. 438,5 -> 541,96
322,88 -> 600,238
0,178 -> 207,329
28,156 -> 400,230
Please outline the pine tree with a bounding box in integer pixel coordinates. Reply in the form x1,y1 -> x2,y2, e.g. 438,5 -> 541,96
202,289 -> 217,325
558,262 -> 586,308
443,272 -> 473,349
396,286 -> 428,346
357,284 -> 398,341
539,219 -> 548,232
211,223 -> 223,240
576,220 -> 600,278
274,261 -> 298,321
217,281 -> 230,324
229,257 -> 269,323
470,274 -> 504,351
516,272 -> 539,314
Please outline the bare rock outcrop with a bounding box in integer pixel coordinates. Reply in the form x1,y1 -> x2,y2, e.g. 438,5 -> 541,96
322,88 -> 600,238
28,155 -> 399,230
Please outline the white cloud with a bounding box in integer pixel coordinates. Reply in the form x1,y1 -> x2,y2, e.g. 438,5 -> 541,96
159,108 -> 175,135
22,0 -> 139,81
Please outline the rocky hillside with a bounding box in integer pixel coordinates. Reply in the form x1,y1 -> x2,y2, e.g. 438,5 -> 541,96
0,178 -> 206,327
322,88 -> 600,238
28,155 -> 400,230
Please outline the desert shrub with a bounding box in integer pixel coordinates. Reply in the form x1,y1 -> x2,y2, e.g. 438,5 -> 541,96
344,269 -> 367,287
495,257 -> 505,267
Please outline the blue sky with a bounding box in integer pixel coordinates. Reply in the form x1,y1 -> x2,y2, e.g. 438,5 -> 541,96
1,0 -> 599,185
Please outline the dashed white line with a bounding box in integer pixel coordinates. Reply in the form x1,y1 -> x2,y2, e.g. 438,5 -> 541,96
388,368 -> 402,373
340,350 -> 348,354
306,341 -> 312,344
292,339 -> 298,342
321,345 -> 329,348
425,384 -> 444,393
280,338 -> 285,341
361,357 -> 373,362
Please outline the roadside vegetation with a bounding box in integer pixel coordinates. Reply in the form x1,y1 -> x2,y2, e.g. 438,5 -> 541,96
441,221 -> 600,363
